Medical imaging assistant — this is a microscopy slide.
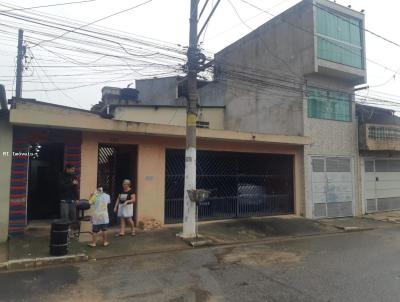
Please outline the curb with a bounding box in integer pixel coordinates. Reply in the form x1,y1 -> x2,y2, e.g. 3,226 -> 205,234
86,230 -> 349,262
333,226 -> 375,232
0,226 -> 381,271
362,216 -> 400,224
0,253 -> 88,271
317,220 -> 378,232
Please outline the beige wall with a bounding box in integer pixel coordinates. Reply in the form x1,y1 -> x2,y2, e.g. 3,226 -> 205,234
113,107 -> 224,130
80,134 -> 99,200
137,142 -> 165,222
80,132 -> 166,223
0,113 -> 12,242
79,131 -> 305,225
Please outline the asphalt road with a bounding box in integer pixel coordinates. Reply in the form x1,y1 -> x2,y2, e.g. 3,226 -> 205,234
2,226 -> 400,302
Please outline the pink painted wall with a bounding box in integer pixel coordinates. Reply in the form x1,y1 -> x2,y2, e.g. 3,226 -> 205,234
80,131 -> 304,225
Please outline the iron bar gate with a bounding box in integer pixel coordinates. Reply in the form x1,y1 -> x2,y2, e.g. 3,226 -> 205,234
165,149 -> 294,224
97,145 -> 118,224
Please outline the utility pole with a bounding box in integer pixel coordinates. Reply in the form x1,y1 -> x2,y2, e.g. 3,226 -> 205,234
182,0 -> 199,238
15,29 -> 25,98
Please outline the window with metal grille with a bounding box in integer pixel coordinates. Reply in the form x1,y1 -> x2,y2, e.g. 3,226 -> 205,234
368,126 -> 400,141
364,160 -> 374,172
312,159 -> 325,172
316,6 -> 363,69
307,87 -> 352,121
326,157 -> 351,172
375,160 -> 400,172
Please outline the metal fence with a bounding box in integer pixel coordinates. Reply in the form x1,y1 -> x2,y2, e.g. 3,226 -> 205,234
97,145 -> 118,224
165,149 -> 294,224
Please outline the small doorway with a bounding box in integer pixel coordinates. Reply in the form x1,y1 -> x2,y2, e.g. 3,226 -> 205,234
27,143 -> 64,221
97,144 -> 138,225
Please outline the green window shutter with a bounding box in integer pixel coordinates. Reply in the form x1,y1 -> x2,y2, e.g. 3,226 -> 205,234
329,91 -> 351,121
316,7 -> 363,69
350,21 -> 361,46
317,38 -> 362,69
307,88 -> 324,118
308,88 -> 351,122
337,16 -> 347,42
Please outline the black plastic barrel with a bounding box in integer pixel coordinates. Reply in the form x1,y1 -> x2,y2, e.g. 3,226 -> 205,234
49,219 -> 70,256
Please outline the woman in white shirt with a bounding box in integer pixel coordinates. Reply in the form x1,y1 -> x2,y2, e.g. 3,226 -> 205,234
113,179 -> 136,236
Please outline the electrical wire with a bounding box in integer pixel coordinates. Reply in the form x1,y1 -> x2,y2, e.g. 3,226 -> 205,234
30,0 -> 154,48
226,0 -> 299,77
0,0 -> 97,13
3,0 -> 400,111
0,3 -> 188,61
30,52 -> 83,108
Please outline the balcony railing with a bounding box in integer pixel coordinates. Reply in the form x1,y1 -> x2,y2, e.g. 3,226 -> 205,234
368,125 -> 400,141
360,123 -> 400,151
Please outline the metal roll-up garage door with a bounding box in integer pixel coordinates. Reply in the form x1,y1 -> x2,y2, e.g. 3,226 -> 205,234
365,159 -> 400,213
312,157 -> 354,218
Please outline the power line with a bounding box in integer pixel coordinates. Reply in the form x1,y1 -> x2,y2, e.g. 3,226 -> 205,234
210,70 -> 400,115
0,12 -> 186,56
27,49 -> 51,102
214,64 -> 400,109
0,0 -> 97,13
30,51 -> 83,108
0,0 -> 184,51
3,4 -> 188,67
0,25 -> 183,64
197,0 -> 221,40
19,71 -> 179,92
3,0 -> 400,111
204,0 -> 293,42
24,47 -> 181,93
0,0 -> 213,88
0,11 -> 188,65
210,52 -> 400,110
226,0 -> 299,77
198,0 -> 213,43
30,0 -> 154,48
0,0 -> 209,60
198,0 -> 210,20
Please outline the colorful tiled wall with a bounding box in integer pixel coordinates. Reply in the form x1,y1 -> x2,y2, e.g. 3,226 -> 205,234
8,127 -> 81,237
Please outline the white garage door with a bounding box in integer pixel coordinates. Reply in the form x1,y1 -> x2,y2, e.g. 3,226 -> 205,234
311,157 -> 354,218
365,159 -> 400,213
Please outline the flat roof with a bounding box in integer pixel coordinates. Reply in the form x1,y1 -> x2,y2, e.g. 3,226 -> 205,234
9,98 -> 310,146
10,97 -> 93,114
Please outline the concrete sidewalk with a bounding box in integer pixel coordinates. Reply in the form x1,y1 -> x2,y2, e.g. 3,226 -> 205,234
318,216 -> 394,231
363,210 -> 400,224
0,215 -> 392,271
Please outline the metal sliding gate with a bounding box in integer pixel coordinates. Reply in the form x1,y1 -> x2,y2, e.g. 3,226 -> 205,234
165,149 -> 294,224
97,145 -> 118,224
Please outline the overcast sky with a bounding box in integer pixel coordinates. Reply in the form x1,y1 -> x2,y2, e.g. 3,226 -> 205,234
1,0 -> 399,110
